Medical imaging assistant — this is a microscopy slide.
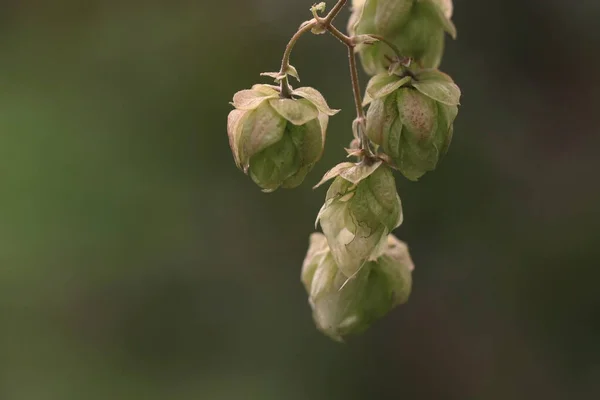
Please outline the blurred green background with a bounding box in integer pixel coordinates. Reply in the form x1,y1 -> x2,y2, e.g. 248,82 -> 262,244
1,0 -> 599,399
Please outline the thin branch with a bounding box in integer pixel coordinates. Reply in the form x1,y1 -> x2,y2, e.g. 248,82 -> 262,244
347,46 -> 364,120
279,20 -> 317,98
322,0 -> 348,26
278,0 -> 350,97
275,0 -> 374,156
347,46 -> 374,156
327,24 -> 353,46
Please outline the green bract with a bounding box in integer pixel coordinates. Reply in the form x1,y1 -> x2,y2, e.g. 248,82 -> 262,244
349,0 -> 456,74
315,161 -> 403,277
301,232 -> 414,341
365,68 -> 460,181
227,84 -> 339,192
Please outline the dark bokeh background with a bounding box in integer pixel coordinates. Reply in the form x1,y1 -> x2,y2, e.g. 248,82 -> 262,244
1,0 -> 599,398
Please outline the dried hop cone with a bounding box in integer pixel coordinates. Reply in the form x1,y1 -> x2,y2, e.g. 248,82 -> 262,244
348,0 -> 456,74
301,232 -> 414,341
228,84 -> 339,192
315,161 -> 403,278
365,68 -> 461,181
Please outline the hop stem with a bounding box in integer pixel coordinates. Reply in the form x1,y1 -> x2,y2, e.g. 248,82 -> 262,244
277,0 -> 375,157
278,0 -> 349,98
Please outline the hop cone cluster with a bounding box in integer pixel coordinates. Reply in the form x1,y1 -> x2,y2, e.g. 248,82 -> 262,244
299,160 -> 415,340
226,0 -> 462,342
301,1 -> 461,339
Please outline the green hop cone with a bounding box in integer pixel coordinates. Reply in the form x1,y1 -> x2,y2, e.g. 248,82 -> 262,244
315,161 -> 403,277
301,232 -> 414,341
365,68 -> 461,181
348,0 -> 456,74
227,84 -> 339,192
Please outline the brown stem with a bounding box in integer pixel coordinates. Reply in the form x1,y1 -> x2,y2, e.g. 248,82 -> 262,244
322,0 -> 348,26
276,0 -> 374,156
278,0 -> 350,98
347,46 -> 364,120
279,20 -> 317,98
347,46 -> 375,156
327,24 -> 353,46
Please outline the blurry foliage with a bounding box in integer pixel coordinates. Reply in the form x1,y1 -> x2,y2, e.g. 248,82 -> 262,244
0,0 -> 599,399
